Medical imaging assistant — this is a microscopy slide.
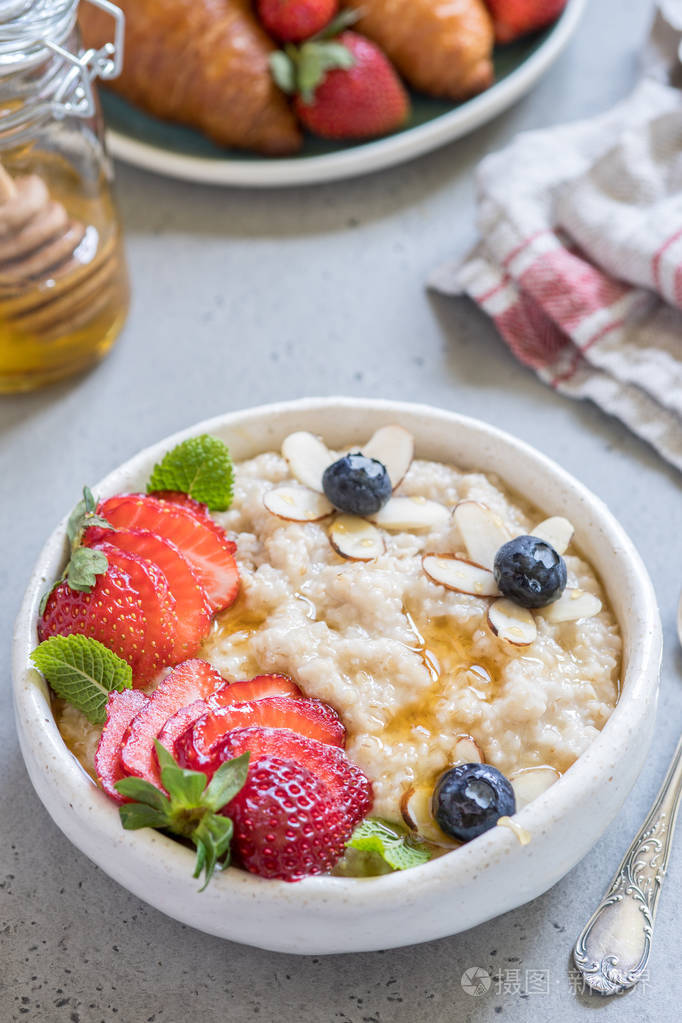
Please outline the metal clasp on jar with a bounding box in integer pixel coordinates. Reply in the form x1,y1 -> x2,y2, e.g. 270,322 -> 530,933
47,0 -> 124,120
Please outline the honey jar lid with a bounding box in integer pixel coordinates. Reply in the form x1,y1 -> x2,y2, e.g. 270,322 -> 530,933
0,0 -> 123,120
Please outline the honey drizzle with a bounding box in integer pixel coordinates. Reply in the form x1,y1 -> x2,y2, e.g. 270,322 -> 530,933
376,607 -> 498,753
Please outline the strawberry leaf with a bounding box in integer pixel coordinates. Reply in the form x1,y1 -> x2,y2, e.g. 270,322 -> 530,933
193,813 -> 234,890
347,818 -> 431,871
40,485 -> 114,611
269,51 -> 296,94
116,743 -> 247,890
154,740 -> 177,773
66,547 -> 108,592
31,635 -> 132,724
67,486 -> 114,546
203,753 -> 250,812
271,38 -> 355,105
119,804 -> 171,830
312,8 -> 360,40
296,40 -> 355,103
115,777 -> 171,814
160,765 -> 207,808
147,435 -> 234,512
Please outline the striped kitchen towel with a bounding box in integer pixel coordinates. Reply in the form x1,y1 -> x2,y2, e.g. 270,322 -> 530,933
430,10 -> 682,472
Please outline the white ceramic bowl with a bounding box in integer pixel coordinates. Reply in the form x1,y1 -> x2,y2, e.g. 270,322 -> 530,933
13,398 -> 661,954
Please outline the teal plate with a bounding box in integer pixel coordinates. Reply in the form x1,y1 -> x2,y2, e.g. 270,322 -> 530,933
103,0 -> 587,186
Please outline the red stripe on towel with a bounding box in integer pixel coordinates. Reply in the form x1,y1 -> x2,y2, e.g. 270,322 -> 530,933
492,290 -> 569,371
519,249 -> 628,332
652,226 -> 682,295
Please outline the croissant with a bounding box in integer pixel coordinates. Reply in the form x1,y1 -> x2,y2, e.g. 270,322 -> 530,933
80,0 -> 302,156
342,0 -> 495,101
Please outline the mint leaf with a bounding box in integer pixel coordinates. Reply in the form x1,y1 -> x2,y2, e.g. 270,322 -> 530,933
147,435 -> 234,512
66,547 -> 108,592
31,635 -> 132,724
347,818 -> 431,871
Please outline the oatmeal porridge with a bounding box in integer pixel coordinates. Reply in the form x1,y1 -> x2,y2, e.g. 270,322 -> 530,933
198,447 -> 620,824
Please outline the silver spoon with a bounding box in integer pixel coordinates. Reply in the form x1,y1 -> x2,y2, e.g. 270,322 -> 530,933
572,595 -> 682,995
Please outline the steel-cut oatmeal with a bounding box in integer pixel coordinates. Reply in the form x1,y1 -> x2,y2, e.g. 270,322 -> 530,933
200,445 -> 620,823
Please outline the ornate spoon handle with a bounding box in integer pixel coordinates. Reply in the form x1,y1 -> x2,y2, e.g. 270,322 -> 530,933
573,735 -> 682,995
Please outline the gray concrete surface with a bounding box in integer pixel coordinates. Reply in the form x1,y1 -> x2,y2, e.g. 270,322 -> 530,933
2,1 -> 681,1020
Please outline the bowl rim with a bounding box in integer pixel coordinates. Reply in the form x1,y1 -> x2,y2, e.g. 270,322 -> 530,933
13,396 -> 662,912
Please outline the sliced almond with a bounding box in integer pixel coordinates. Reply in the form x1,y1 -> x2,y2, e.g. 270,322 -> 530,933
329,515 -> 385,561
540,588 -> 602,624
369,496 -> 449,531
361,425 -> 414,490
422,554 -> 500,597
452,734 -> 484,765
510,766 -> 560,811
488,598 -> 537,646
263,485 -> 334,522
496,816 -> 531,845
453,501 -> 511,571
400,785 -> 459,848
532,516 -> 575,555
281,432 -> 331,492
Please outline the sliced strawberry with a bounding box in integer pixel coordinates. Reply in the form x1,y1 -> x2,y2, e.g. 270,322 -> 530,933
95,689 -> 148,802
158,698 -> 209,759
200,726 -> 372,828
85,526 -> 212,662
121,659 -> 226,787
99,494 -> 239,613
150,491 -> 228,541
183,697 -> 345,768
207,674 -> 302,709
89,541 -> 176,683
38,564 -> 148,677
151,491 -> 213,519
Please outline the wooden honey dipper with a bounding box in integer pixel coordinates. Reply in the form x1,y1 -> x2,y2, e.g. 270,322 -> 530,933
0,163 -> 118,340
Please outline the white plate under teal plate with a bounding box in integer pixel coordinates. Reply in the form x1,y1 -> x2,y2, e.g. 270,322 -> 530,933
104,0 -> 587,187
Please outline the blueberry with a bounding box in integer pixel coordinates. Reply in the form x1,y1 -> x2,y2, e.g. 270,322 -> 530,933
493,535 -> 567,609
322,452 -> 392,516
432,763 -> 516,842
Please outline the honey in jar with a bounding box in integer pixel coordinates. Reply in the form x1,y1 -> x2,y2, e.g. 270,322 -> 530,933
0,0 -> 129,392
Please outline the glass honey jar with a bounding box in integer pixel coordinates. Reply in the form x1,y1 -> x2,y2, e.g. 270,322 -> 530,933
0,0 -> 129,393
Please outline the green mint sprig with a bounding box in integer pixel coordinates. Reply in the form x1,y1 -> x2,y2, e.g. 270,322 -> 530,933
147,435 -> 234,512
39,486 -> 114,614
115,742 -> 250,890
346,818 -> 431,871
30,634 -> 132,724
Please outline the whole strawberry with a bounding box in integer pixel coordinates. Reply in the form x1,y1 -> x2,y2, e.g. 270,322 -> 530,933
39,566 -> 148,676
485,0 -> 567,43
271,29 -> 409,140
258,0 -> 337,43
223,754 -> 354,881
